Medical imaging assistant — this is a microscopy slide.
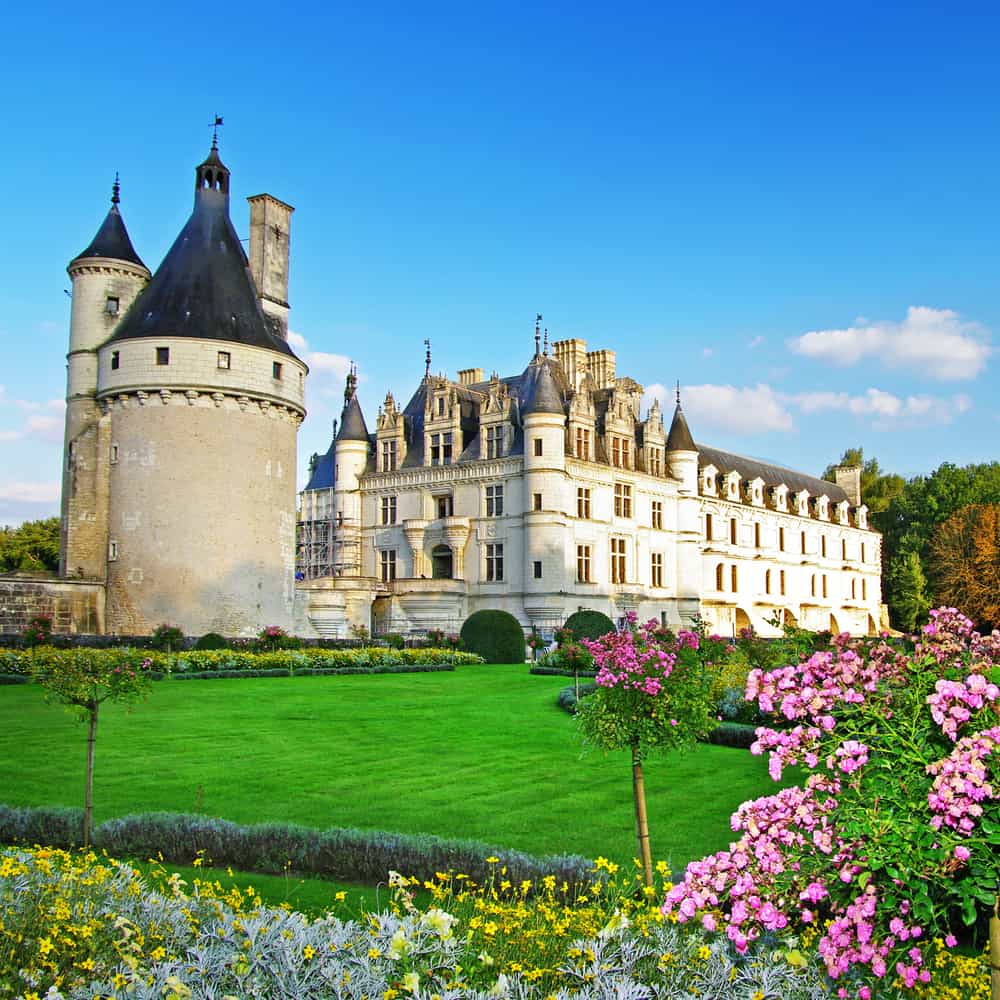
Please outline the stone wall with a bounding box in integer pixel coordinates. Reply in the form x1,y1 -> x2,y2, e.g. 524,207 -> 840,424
0,576 -> 105,635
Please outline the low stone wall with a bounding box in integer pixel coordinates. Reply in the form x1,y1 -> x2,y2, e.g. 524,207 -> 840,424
0,576 -> 105,635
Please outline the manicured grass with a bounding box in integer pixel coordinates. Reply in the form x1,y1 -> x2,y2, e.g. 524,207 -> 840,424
0,665 -> 780,873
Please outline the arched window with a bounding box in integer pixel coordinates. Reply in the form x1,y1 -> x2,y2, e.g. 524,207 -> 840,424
765,569 -> 772,594
716,563 -> 724,591
432,544 -> 453,579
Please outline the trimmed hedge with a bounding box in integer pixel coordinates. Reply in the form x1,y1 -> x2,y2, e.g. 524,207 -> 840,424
562,610 -> 615,643
0,646 -> 483,677
459,610 -> 525,664
529,665 -> 597,678
705,722 -> 759,749
193,632 -> 228,650
0,805 -> 593,891
557,682 -> 598,714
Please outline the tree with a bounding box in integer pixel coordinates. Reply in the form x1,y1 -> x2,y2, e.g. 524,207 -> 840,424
929,504 -> 1000,631
31,650 -> 152,846
576,616 -> 715,886
886,549 -> 931,633
0,517 -> 60,573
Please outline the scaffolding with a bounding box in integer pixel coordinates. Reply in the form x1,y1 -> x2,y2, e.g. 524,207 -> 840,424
296,512 -> 362,580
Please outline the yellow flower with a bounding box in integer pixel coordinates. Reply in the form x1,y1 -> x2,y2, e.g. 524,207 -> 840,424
303,945 -> 316,960
38,936 -> 55,956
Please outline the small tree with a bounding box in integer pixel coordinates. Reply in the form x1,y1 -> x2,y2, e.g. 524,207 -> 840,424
31,650 -> 152,846
149,623 -> 184,653
576,615 -> 715,886
887,549 -> 931,632
22,614 -> 53,648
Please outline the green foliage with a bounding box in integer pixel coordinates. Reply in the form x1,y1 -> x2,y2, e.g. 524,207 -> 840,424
459,609 -> 525,664
382,632 -> 406,649
193,631 -> 228,650
1,645 -> 484,677
0,517 -> 60,573
30,648 -> 153,719
705,722 -> 758,749
149,623 -> 185,652
562,609 -> 615,643
535,640 -> 595,675
254,625 -> 305,651
21,615 -> 52,649
887,549 -> 931,633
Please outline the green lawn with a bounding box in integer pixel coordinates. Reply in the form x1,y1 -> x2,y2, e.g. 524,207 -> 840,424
0,665 -> 777,873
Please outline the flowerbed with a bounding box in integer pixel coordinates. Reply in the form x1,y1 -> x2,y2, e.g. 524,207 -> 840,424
4,845 -> 986,999
0,646 -> 483,678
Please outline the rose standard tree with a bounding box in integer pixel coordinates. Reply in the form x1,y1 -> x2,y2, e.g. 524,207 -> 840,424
32,650 -> 153,846
576,615 -> 716,887
664,608 -> 1000,999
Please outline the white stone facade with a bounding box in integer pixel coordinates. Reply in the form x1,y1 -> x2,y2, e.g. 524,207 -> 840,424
297,339 -> 883,639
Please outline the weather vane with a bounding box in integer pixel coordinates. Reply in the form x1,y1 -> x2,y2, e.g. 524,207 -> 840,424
424,338 -> 432,377
208,114 -> 224,148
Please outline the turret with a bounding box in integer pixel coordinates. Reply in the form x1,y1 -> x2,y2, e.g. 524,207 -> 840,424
665,390 -> 698,495
61,178 -> 150,579
332,368 -> 370,575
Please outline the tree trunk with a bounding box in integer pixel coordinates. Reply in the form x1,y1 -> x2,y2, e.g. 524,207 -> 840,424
631,743 -> 653,888
991,892 -> 1000,1000
84,701 -> 98,848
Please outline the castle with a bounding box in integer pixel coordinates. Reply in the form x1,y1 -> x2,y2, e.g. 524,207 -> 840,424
54,139 -> 882,639
297,327 -> 882,640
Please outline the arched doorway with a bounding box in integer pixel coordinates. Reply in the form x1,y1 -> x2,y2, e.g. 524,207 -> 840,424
783,607 -> 799,628
830,612 -> 844,635
735,607 -> 752,636
867,613 -> 878,636
432,544 -> 453,579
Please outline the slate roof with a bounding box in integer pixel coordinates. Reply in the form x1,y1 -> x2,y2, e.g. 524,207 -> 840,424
337,394 -> 370,442
71,184 -> 146,269
696,444 -> 849,502
665,403 -> 696,451
107,145 -> 296,358
303,440 -> 336,490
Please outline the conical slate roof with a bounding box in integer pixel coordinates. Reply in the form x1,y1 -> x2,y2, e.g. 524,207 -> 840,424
521,356 -> 566,416
665,402 -> 696,452
336,371 -> 370,442
71,181 -> 146,269
107,144 -> 295,357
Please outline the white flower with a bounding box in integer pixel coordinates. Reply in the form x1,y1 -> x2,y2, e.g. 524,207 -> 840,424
401,971 -> 420,994
488,973 -> 510,998
388,927 -> 410,960
598,909 -> 631,940
421,907 -> 458,940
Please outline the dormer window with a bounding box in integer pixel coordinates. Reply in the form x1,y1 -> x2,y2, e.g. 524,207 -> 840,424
272,362 -> 283,380
725,472 -> 741,501
485,424 -> 504,459
437,396 -> 446,416
106,296 -> 120,315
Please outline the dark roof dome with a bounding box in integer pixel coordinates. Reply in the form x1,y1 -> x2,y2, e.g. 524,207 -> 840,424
107,142 -> 296,357
666,400 -> 696,452
336,369 -> 370,442
304,436 -> 336,491
71,178 -> 147,269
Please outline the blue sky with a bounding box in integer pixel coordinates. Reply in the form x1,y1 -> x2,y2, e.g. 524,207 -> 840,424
1,1 -> 998,525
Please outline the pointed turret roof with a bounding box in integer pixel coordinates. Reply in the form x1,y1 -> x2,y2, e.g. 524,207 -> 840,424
107,142 -> 296,357
71,177 -> 147,268
522,356 -> 565,415
336,369 -> 370,442
666,398 -> 696,452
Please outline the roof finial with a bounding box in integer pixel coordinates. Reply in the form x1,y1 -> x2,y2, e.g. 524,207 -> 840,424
209,114 -> 224,150
535,314 -> 542,356
111,172 -> 120,206
543,327 -> 549,356
676,380 -> 681,406
345,362 -> 358,401
424,338 -> 432,378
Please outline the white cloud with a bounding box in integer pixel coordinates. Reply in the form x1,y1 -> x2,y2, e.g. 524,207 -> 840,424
0,430 -> 21,442
792,388 -> 972,428
644,382 -> 794,434
287,330 -> 308,352
0,481 -> 60,503
747,335 -> 765,350
15,398 -> 64,413
701,347 -> 715,359
789,306 -> 991,380
289,330 -> 356,399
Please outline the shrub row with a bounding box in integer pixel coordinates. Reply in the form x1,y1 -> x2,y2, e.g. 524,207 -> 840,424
171,664 -> 455,681
556,682 -> 599,713
705,722 -> 759,749
530,665 -> 597,678
0,805 -> 592,890
0,646 -> 483,677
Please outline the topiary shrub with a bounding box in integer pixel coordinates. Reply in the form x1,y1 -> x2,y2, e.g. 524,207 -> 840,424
194,632 -> 228,650
149,623 -> 185,652
459,610 -> 525,664
562,609 -> 615,643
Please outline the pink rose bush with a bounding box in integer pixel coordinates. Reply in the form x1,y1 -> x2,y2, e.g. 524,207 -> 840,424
663,608 -> 1000,997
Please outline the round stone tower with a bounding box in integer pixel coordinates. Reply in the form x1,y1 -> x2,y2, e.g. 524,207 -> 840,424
62,179 -> 151,579
93,140 -> 307,636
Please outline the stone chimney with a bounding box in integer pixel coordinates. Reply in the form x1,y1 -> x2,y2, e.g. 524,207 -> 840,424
247,194 -> 294,339
457,368 -> 484,386
586,349 -> 616,389
834,466 -> 862,506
